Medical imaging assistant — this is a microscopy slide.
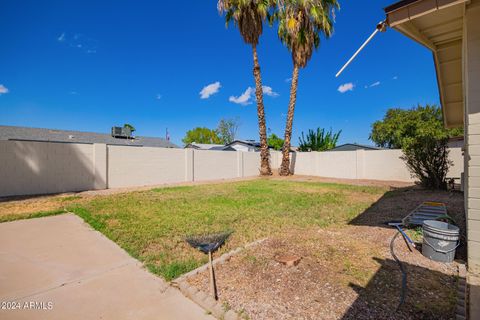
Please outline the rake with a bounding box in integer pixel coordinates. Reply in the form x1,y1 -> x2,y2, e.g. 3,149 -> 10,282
185,231 -> 232,300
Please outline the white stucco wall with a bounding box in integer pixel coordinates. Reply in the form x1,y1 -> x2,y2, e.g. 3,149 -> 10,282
243,152 -> 261,176
107,145 -> 186,188
193,150 -> 238,181
0,141 -> 95,197
292,148 -> 463,182
315,151 -> 358,179
0,141 -> 465,197
291,152 -> 315,175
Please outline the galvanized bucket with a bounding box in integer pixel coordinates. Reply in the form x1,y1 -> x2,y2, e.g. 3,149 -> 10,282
422,220 -> 460,263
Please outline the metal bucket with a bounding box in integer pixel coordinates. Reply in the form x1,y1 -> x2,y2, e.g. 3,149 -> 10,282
422,220 -> 460,263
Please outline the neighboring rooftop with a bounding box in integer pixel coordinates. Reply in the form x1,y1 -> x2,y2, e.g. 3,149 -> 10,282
184,143 -> 233,151
0,125 -> 178,148
330,143 -> 382,152
185,140 -> 275,152
226,140 -> 265,148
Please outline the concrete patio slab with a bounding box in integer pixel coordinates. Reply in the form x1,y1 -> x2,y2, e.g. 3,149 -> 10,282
0,214 -> 213,320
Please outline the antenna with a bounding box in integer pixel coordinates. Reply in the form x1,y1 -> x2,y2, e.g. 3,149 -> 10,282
335,21 -> 387,78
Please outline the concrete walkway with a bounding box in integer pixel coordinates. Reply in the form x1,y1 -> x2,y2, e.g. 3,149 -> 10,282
0,214 -> 213,320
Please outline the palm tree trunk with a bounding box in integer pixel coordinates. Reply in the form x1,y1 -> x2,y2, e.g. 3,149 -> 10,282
252,44 -> 272,176
279,64 -> 300,176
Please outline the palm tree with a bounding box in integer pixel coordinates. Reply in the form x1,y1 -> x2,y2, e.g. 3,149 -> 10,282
277,0 -> 339,175
218,0 -> 274,176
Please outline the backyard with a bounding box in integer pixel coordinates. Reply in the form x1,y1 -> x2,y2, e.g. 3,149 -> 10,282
0,177 -> 465,319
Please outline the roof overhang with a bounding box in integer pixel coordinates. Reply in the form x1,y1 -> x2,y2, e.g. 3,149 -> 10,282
385,0 -> 466,128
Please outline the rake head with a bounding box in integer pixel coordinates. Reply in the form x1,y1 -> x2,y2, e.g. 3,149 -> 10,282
185,231 -> 233,254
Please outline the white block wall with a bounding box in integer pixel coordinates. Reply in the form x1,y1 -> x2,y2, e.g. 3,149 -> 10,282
193,150 -> 238,181
0,141 -> 95,197
107,146 -> 186,188
292,148 -> 463,182
0,140 -> 464,197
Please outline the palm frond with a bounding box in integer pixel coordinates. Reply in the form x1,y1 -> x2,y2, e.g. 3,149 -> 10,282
276,0 -> 339,67
217,0 -> 278,45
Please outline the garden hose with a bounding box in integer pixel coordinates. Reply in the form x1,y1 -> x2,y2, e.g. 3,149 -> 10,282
390,231 -> 407,311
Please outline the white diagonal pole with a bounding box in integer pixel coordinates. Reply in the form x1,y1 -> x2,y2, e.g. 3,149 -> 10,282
335,21 -> 387,78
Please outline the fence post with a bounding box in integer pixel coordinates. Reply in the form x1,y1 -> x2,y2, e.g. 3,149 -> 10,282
185,148 -> 194,182
93,143 -> 108,189
237,151 -> 244,177
356,149 -> 365,180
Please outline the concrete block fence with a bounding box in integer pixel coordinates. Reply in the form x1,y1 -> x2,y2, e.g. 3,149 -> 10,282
0,140 -> 463,197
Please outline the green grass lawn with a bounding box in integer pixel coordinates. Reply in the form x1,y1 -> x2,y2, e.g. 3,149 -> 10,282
65,179 -> 386,280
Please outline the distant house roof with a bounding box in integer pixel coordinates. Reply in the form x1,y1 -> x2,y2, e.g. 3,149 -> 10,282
0,125 -> 178,148
185,143 -> 226,150
185,143 -> 239,151
227,140 -> 259,147
329,143 -> 382,152
186,140 -> 275,151
226,140 -> 272,149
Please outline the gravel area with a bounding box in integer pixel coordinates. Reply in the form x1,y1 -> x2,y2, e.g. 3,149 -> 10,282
187,188 -> 465,320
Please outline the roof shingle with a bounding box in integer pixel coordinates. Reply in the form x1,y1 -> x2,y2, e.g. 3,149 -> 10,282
0,125 -> 178,148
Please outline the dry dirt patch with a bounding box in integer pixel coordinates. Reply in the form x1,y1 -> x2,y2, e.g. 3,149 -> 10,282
187,227 -> 459,320
187,188 -> 464,320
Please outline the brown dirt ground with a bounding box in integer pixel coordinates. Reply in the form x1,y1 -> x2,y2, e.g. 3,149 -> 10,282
187,187 -> 465,320
269,174 -> 414,188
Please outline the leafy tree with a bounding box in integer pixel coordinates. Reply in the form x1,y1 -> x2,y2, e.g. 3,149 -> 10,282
276,0 -> 339,175
123,123 -> 136,133
217,118 -> 240,144
401,136 -> 451,189
218,0 -> 275,176
267,133 -> 284,150
182,127 -> 222,145
369,104 -> 462,149
298,128 -> 341,152
370,104 -> 463,189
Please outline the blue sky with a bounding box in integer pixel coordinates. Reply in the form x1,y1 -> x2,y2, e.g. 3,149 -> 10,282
0,1 -> 439,146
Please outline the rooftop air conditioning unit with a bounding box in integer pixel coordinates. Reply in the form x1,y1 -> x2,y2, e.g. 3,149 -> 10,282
111,126 -> 132,139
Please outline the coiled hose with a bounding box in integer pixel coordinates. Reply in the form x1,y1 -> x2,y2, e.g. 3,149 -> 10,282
390,231 -> 407,310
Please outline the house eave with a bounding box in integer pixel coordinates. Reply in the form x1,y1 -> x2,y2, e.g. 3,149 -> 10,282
385,0 -> 466,128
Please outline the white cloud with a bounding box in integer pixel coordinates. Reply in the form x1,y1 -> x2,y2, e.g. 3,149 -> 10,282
393,76 -> 398,80
229,87 -> 254,105
285,78 -> 292,83
0,84 -> 9,95
200,81 -> 221,99
262,86 -> 279,97
57,32 -> 66,42
337,82 -> 354,93
156,94 -> 162,100
369,81 -> 381,87
58,32 -> 98,54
